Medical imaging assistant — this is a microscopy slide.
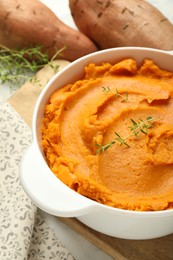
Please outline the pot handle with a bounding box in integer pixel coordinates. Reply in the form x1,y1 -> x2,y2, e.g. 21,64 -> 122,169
20,143 -> 98,217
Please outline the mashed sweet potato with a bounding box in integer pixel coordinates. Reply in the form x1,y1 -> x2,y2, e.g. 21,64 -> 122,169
42,58 -> 173,211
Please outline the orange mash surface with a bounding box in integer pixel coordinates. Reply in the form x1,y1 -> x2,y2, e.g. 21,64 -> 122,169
42,59 -> 173,211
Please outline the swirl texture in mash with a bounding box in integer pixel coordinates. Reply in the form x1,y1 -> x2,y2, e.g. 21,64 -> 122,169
42,58 -> 173,211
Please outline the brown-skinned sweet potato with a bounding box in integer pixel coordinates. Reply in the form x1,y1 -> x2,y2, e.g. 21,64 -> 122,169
0,0 -> 98,61
69,0 -> 173,50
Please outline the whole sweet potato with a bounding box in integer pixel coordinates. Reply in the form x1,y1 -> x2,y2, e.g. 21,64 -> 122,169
0,0 -> 98,61
69,0 -> 173,50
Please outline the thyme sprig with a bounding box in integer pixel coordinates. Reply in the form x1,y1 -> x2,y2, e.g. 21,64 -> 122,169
102,86 -> 128,102
115,89 -> 128,102
102,86 -> 111,93
96,116 -> 156,154
0,44 -> 65,85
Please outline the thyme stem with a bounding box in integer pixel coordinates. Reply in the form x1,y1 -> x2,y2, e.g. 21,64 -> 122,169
96,116 -> 156,154
102,86 -> 128,102
115,89 -> 128,102
0,44 -> 65,85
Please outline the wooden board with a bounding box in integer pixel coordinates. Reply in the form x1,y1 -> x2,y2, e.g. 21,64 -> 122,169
8,61 -> 173,260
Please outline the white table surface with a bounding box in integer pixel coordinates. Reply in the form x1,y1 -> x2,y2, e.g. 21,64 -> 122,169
1,1 -> 173,259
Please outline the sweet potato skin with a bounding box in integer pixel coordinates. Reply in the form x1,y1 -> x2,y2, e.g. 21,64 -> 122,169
69,0 -> 173,50
0,0 -> 98,61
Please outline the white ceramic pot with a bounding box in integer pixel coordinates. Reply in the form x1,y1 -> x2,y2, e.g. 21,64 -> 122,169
20,47 -> 173,240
